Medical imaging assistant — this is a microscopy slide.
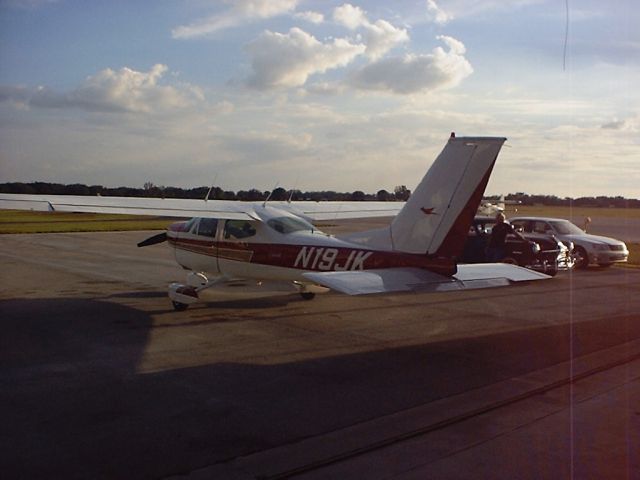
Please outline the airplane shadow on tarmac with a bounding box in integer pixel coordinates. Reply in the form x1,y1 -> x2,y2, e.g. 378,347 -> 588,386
106,291 -> 299,317
1,296 -> 638,479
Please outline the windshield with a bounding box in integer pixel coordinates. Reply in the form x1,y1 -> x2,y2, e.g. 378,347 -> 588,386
267,217 -> 320,234
549,220 -> 584,235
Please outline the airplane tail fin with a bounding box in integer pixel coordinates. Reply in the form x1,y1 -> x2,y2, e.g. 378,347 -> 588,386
390,134 -> 506,261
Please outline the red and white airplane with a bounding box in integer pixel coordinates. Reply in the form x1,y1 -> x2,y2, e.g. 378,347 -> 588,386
0,134 -> 549,310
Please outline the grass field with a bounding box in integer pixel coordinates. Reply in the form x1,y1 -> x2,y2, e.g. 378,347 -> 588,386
0,210 -> 176,234
3,205 -> 639,233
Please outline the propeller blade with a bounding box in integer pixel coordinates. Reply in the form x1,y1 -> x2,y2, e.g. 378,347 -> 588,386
137,232 -> 167,248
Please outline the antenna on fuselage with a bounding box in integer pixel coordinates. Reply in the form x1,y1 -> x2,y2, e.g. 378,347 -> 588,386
287,175 -> 300,203
204,174 -> 219,202
263,181 -> 279,207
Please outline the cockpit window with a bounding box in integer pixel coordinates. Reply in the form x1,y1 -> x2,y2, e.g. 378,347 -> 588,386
266,217 -> 319,234
224,220 -> 256,240
197,218 -> 218,237
184,218 -> 197,233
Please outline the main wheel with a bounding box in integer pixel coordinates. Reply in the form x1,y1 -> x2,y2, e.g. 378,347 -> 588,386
172,300 -> 189,311
574,247 -> 589,269
300,292 -> 316,300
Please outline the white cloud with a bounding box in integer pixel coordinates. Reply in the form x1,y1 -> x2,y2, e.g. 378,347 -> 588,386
333,3 -> 367,29
214,100 -> 235,115
350,36 -> 473,94
426,0 -> 452,25
0,85 -> 31,109
1,64 -> 201,113
172,0 -> 298,38
303,82 -> 346,96
333,3 -> 409,60
245,27 -> 365,89
294,11 -> 324,24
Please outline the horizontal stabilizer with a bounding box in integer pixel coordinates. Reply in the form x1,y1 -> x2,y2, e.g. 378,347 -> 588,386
302,264 -> 549,296
454,263 -> 551,282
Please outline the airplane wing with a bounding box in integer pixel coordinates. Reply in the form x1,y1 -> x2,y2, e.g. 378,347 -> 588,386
280,201 -> 404,221
0,194 -> 404,221
0,194 -> 257,220
302,264 -> 550,295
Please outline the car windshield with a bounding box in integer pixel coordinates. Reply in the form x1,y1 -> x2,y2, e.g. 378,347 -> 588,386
549,220 -> 584,235
267,216 -> 320,234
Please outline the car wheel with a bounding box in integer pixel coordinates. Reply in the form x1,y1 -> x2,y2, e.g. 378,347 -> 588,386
574,247 -> 589,269
546,267 -> 558,277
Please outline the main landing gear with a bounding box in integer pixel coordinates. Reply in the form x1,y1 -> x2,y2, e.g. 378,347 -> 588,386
299,291 -> 316,300
294,281 -> 327,301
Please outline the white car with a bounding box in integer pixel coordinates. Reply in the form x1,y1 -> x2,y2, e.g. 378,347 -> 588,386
510,217 -> 629,268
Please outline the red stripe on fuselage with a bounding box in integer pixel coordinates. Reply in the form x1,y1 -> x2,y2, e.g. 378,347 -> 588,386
168,237 -> 454,274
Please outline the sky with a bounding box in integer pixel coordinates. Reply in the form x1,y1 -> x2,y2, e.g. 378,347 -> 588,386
0,0 -> 638,198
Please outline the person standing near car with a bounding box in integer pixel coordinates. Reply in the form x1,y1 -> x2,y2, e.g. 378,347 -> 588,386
487,213 -> 523,262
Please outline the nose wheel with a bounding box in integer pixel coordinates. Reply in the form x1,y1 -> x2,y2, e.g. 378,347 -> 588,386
172,300 -> 189,311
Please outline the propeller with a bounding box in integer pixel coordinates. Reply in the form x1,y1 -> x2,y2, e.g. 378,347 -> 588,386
137,232 -> 167,248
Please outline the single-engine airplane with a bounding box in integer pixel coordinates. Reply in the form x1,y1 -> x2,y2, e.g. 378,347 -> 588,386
0,134 -> 549,310
477,194 -> 522,216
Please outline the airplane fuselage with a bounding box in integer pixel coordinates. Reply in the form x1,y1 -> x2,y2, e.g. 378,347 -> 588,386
166,211 -> 454,284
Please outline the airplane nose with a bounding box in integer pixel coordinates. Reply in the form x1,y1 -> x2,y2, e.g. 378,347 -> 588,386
168,221 -> 189,232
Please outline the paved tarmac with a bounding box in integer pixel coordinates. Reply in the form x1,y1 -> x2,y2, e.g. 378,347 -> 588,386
580,216 -> 640,243
536,214 -> 640,243
0,229 -> 639,479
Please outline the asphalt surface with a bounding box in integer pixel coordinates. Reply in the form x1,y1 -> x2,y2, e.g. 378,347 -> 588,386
536,214 -> 640,243
0,228 -> 639,479
580,216 -> 640,243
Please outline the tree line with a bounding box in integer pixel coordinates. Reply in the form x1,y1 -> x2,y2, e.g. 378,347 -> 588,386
497,193 -> 640,209
0,182 -> 412,202
1,182 -> 638,207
